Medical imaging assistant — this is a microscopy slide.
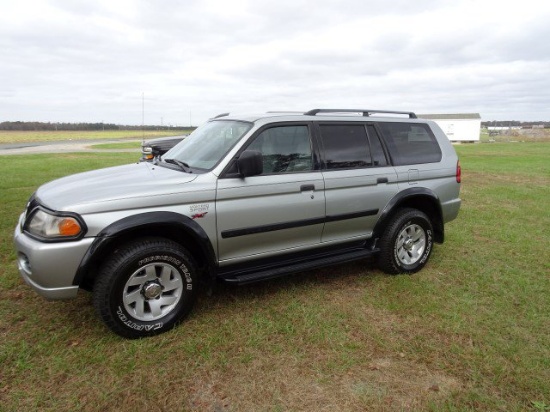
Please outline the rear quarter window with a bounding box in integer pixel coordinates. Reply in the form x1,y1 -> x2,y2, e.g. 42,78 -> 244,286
378,122 -> 442,165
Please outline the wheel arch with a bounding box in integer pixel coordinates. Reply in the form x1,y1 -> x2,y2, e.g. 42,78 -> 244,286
372,188 -> 444,245
75,211 -> 217,290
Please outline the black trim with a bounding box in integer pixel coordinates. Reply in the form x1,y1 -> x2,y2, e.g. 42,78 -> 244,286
325,209 -> 378,222
221,209 -> 378,239
73,212 -> 217,286
372,188 -> 444,243
222,216 -> 325,239
218,239 -> 375,283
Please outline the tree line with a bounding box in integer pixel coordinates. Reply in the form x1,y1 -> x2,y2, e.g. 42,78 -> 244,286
482,120 -> 550,128
0,121 -> 193,132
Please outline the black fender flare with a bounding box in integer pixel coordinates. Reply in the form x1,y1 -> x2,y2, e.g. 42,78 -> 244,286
73,211 -> 217,286
372,187 -> 444,244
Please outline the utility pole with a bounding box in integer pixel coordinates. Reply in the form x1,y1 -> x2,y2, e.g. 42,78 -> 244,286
141,92 -> 145,143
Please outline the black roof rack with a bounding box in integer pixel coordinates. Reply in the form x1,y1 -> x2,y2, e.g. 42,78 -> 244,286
304,109 -> 417,119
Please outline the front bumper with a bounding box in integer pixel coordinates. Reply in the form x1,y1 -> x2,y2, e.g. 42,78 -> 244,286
13,213 -> 94,300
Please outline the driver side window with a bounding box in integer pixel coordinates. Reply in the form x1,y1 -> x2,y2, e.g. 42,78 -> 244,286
246,125 -> 313,174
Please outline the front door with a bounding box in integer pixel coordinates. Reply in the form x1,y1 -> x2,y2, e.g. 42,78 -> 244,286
216,124 -> 325,264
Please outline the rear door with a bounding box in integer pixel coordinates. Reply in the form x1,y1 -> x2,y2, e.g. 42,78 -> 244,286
317,122 -> 399,243
216,123 -> 325,263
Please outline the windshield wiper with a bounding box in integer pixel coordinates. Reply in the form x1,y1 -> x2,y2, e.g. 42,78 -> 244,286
163,158 -> 193,173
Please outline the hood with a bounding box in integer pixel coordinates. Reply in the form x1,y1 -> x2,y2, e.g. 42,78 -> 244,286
36,162 -> 198,212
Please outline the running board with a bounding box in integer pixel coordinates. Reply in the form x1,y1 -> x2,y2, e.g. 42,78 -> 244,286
221,248 -> 378,285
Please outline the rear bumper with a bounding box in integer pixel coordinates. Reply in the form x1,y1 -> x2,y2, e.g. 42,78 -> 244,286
441,198 -> 461,223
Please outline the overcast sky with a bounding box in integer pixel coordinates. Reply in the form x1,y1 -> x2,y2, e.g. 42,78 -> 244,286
1,0 -> 550,125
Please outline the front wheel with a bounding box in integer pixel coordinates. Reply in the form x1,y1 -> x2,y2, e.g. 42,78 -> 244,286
93,238 -> 198,338
377,208 -> 434,275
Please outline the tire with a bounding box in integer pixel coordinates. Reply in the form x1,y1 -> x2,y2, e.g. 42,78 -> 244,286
93,237 -> 198,339
377,208 -> 434,275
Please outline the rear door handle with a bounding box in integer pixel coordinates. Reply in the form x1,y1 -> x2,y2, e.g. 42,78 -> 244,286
300,184 -> 315,191
376,177 -> 389,184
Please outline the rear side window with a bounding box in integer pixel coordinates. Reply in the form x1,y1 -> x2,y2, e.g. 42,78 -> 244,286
319,124 -> 371,169
377,122 -> 442,165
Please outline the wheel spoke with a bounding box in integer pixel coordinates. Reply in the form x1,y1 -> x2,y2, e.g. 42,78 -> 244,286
164,276 -> 183,292
148,299 -> 163,318
396,236 -> 405,249
123,289 -> 141,305
159,266 -> 172,284
133,297 -> 145,318
159,295 -> 179,307
411,227 -> 423,241
126,274 -> 146,287
144,265 -> 158,281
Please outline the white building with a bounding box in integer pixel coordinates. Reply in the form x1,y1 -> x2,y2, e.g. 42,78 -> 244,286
419,113 -> 481,142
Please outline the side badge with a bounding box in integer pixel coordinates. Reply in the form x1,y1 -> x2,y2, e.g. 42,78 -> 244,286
189,203 -> 210,219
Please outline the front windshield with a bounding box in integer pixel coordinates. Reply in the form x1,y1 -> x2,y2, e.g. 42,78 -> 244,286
162,120 -> 252,171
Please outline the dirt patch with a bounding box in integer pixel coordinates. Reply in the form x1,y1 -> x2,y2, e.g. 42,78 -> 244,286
184,354 -> 461,411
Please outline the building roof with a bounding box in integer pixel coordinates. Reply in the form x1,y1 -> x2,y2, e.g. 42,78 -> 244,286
419,113 -> 481,120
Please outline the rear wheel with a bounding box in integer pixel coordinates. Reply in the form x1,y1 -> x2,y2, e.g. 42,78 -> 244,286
93,238 -> 197,338
377,208 -> 434,275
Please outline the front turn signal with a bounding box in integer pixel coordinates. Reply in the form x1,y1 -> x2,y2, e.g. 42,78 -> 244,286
59,218 -> 82,237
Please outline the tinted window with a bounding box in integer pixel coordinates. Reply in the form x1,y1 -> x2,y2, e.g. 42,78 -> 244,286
377,122 -> 442,165
320,124 -> 371,169
246,125 -> 313,174
366,125 -> 388,167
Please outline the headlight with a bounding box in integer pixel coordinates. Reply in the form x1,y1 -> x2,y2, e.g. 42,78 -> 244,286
142,146 -> 154,160
26,209 -> 84,240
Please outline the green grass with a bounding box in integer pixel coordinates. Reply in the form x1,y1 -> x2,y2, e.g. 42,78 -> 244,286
0,130 -> 186,144
90,142 -> 142,150
0,144 -> 549,411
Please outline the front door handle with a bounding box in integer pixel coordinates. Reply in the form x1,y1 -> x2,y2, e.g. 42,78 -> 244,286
300,184 -> 315,191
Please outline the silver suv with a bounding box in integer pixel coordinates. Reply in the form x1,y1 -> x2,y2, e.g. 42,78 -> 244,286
14,109 -> 461,338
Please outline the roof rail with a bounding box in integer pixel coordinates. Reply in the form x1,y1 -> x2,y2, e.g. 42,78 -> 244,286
213,112 -> 230,119
304,109 -> 417,119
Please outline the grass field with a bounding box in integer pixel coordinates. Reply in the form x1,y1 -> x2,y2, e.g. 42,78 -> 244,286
0,144 -> 549,411
0,130 -> 188,144
90,141 -> 142,150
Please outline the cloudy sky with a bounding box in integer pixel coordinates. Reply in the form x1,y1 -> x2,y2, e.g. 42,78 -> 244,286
2,0 -> 550,125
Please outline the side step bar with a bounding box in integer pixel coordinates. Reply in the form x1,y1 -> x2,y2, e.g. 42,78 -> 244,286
222,248 -> 379,285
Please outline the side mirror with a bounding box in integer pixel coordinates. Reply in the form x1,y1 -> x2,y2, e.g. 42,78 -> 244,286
237,150 -> 263,177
